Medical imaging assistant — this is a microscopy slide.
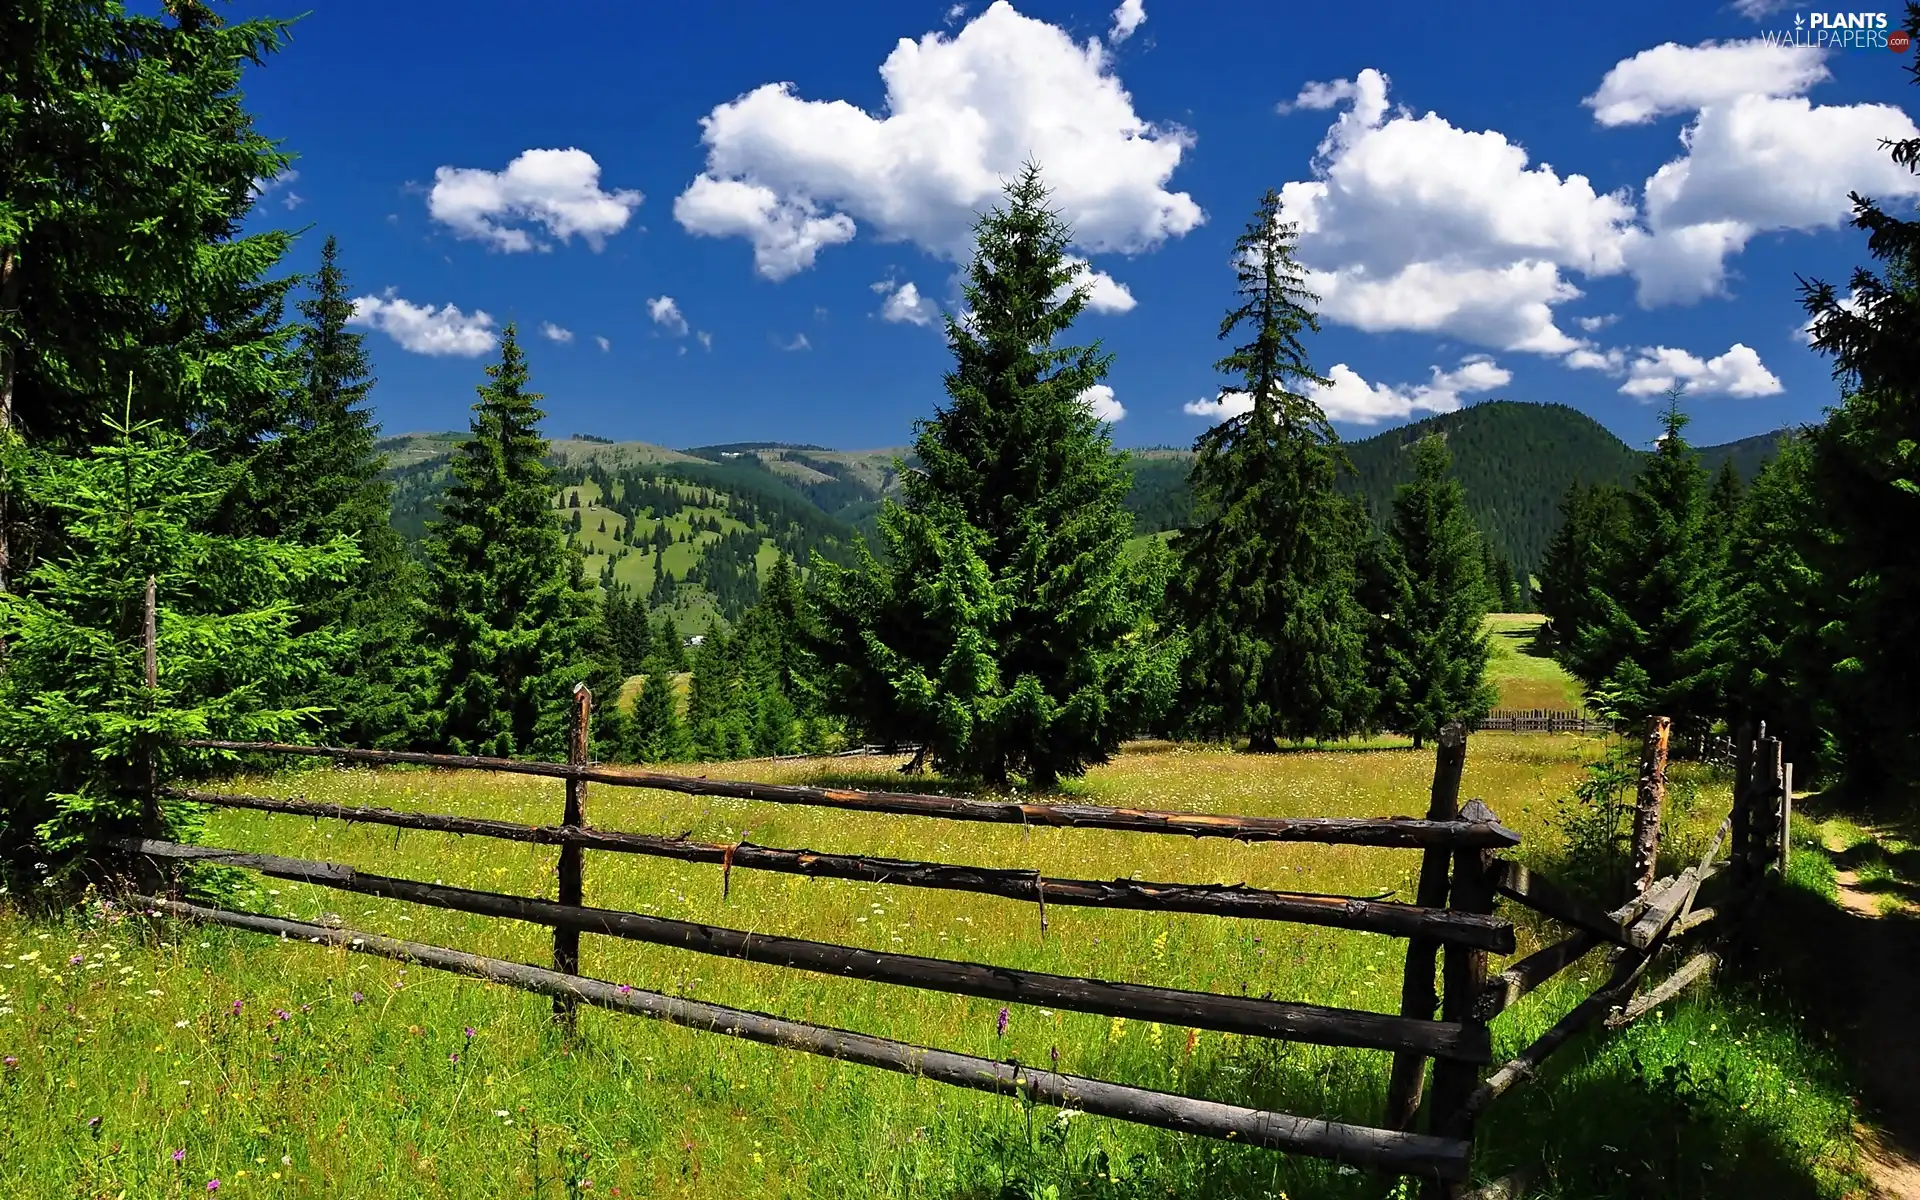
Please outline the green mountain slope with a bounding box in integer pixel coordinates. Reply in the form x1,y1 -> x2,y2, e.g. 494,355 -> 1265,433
1117,401 -> 1790,576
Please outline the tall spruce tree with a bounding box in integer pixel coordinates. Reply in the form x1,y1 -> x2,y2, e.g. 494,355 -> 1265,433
1170,191 -> 1370,750
224,236 -> 422,745
2,1 -> 300,595
811,166 -> 1178,786
419,326 -> 600,756
1374,436 -> 1497,748
625,660 -> 689,763
1571,393 -> 1727,731
1537,481 -> 1631,652
1796,3 -> 1920,787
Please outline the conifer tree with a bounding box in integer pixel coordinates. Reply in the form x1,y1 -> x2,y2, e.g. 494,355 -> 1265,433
0,401 -> 357,885
1704,459 -> 1743,582
625,661 -> 689,763
419,326 -> 601,756
1571,392 -> 1726,730
1171,191 -> 1370,750
1373,436 -> 1497,748
1537,481 -> 1631,651
654,612 -> 688,672
811,166 -> 1178,786
224,235 -> 422,745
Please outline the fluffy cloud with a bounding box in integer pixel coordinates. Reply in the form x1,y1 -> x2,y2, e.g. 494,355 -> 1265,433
1274,48 -> 1920,352
430,148 -> 642,252
1619,343 -> 1783,398
1079,383 -> 1125,422
780,333 -> 812,352
1108,0 -> 1145,43
648,295 -> 690,336
595,335 -> 612,352
540,321 -> 574,344
1064,258 -> 1138,314
674,1 -> 1200,279
1584,40 -> 1827,127
1184,357 -> 1509,425
877,280 -> 942,326
348,291 -> 498,357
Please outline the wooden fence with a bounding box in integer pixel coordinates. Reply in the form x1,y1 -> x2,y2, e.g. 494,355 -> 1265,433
116,703 -> 1794,1197
1472,709 -> 1606,734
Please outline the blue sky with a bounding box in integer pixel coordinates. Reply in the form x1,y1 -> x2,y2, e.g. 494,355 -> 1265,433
230,0 -> 1920,451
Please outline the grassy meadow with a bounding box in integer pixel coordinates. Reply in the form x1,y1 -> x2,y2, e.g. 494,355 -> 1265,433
1483,615 -> 1585,711
0,736 -> 1869,1198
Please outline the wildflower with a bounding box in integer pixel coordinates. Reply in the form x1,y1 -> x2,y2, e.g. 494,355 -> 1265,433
207,1181 -> 220,1192
2,1057 -> 14,1068
229,1001 -> 242,1016
69,955 -> 83,966
995,1007 -> 1010,1038
1049,1045 -> 1059,1069
449,1052 -> 460,1064
464,1026 -> 475,1039
281,1156 -> 292,1167
350,992 -> 364,1004
274,1009 -> 291,1022
616,984 -> 632,995
173,1149 -> 185,1163
86,1116 -> 101,1129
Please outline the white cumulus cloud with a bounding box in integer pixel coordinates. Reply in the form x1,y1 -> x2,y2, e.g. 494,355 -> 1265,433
1619,343 -> 1783,398
347,291 -> 497,357
673,1 -> 1200,279
1584,40 -> 1828,127
1108,0 -> 1145,43
878,280 -> 942,326
648,295 -> 690,336
540,322 -> 574,344
429,148 -> 642,252
1078,383 -> 1125,422
1184,357 -> 1509,426
1063,258 -> 1138,314
595,335 -> 612,352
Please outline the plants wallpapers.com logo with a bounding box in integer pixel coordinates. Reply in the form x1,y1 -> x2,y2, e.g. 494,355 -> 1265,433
1759,11 -> 1911,51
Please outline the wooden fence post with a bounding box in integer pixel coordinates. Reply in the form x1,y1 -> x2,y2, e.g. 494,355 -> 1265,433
1730,721 -> 1754,886
553,682 -> 592,1029
1753,737 -> 1783,878
142,575 -> 158,827
1384,721 -> 1467,1132
1628,716 -> 1671,898
1429,798 -> 1499,1194
1779,762 -> 1793,874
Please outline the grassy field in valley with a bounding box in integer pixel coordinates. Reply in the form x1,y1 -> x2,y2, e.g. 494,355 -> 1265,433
1483,614 -> 1585,711
0,736 -> 1870,1198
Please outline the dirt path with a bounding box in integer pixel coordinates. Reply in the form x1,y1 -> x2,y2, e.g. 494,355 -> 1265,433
1818,827 -> 1920,1199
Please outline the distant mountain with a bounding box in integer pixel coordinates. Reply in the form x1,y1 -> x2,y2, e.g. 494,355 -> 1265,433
1117,401 -> 1792,577
372,403 -> 1794,622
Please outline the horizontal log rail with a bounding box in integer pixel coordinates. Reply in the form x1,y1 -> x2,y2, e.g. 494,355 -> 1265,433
119,838 -> 1492,1062
1488,861 -> 1636,947
1605,952 -> 1716,1029
131,895 -> 1472,1181
167,788 -> 1515,953
1474,885 -> 1663,1021
181,740 -> 1521,851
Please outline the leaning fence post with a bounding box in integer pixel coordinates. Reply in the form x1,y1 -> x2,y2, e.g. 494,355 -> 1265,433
553,682 -> 593,1029
1730,721 -> 1754,886
1430,798 -> 1499,1191
1384,721 -> 1467,1132
1627,716 -> 1671,899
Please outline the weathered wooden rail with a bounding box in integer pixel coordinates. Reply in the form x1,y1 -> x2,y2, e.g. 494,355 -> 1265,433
1471,709 -> 1606,734
129,712 -> 1790,1196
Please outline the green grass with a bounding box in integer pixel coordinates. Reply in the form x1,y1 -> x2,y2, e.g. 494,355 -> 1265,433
1483,614 -> 1585,711
0,737 -> 1867,1197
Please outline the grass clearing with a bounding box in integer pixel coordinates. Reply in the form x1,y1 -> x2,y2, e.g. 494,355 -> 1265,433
1483,614 -> 1585,711
0,736 -> 1868,1197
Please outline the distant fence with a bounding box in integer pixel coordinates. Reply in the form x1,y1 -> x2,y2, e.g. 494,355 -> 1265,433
1472,709 -> 1606,734
116,699 -> 1793,1196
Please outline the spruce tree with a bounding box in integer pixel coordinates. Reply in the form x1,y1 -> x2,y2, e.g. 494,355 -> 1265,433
1374,436 -> 1497,748
0,401 -> 357,885
224,235 -> 422,745
1170,191 -> 1370,750
655,612 -> 688,672
419,326 -> 601,756
1571,392 -> 1726,731
1537,481 -> 1631,652
625,661 -> 689,763
1797,10 -> 1920,787
811,166 -> 1178,786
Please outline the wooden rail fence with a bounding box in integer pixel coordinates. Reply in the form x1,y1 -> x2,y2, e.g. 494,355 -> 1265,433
1472,709 -> 1606,734
120,708 -> 1793,1196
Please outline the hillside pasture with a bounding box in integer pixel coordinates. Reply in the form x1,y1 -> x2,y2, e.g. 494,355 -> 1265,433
0,737 -> 1863,1198
1484,614 -> 1584,711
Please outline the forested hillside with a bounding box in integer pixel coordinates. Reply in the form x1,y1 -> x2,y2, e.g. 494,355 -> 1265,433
1119,401 -> 1790,576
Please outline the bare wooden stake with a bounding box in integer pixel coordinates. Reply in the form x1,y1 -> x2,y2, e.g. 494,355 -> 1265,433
1431,799 -> 1498,1153
553,683 -> 592,1029
1385,722 -> 1467,1132
1779,763 -> 1793,874
1628,716 -> 1671,899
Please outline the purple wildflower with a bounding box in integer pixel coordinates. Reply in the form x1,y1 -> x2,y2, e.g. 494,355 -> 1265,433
350,992 -> 364,1004
207,1181 -> 220,1192
449,1052 -> 460,1064
301,1003 -> 312,1013
464,1026 -> 475,1039
229,1000 -> 242,1016
173,1149 -> 185,1164
274,1009 -> 291,1022
995,1007 -> 1010,1038
1049,1045 -> 1059,1068
2,1056 -> 15,1068
69,954 -> 83,966
616,984 -> 632,995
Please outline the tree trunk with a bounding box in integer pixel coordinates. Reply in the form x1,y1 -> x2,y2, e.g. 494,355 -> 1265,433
1413,732 -> 1425,751
1247,731 -> 1279,754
